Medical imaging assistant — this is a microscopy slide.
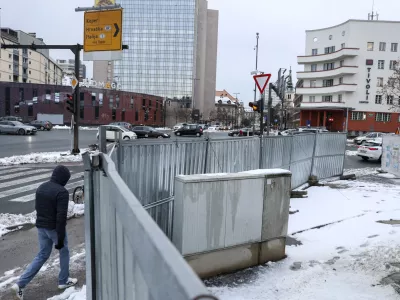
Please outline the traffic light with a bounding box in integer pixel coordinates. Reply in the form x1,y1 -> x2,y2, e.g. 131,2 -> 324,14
65,94 -> 75,114
328,117 -> 334,122
249,100 -> 261,113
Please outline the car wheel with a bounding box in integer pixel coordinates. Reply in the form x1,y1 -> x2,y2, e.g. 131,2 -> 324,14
176,132 -> 181,136
47,128 -> 51,131
196,133 -> 201,137
145,134 -> 149,138
40,126 -> 44,131
18,129 -> 25,135
362,157 -> 369,161
123,136 -> 130,140
157,135 -> 163,139
233,133 -> 238,137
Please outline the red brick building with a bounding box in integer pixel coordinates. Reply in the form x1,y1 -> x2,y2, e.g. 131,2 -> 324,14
0,82 -> 164,126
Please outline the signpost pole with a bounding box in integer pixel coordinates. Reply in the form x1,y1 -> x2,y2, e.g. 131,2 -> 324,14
72,45 -> 81,155
259,90 -> 265,168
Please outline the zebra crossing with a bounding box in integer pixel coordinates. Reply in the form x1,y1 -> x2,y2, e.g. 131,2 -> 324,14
0,165 -> 83,214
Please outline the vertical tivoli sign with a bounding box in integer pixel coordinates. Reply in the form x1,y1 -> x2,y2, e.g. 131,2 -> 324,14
366,67 -> 371,102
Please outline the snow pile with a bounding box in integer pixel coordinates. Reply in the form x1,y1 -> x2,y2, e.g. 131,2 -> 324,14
0,152 -> 83,166
53,125 -> 98,131
345,150 -> 358,156
343,167 -> 378,177
208,175 -> 400,299
154,127 -> 172,131
47,285 -> 86,300
0,201 -> 84,237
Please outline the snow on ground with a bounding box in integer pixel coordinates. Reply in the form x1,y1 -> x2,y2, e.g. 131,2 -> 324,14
208,173 -> 400,299
47,286 -> 86,300
0,201 -> 84,237
0,152 -> 83,166
345,150 -> 358,156
343,167 -> 378,177
53,125 -> 98,131
154,127 -> 172,131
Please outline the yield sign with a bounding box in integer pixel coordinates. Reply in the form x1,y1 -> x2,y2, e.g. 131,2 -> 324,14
253,73 -> 271,94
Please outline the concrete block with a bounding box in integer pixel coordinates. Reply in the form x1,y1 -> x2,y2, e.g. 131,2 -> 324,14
259,237 -> 286,264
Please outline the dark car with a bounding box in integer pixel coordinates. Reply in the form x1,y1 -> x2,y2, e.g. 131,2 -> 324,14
109,122 -> 132,130
132,126 -> 171,139
228,128 -> 255,137
30,120 -> 53,131
174,124 -> 203,137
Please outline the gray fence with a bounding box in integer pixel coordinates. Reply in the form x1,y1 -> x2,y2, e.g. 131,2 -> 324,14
83,152 -> 216,300
111,132 -> 346,237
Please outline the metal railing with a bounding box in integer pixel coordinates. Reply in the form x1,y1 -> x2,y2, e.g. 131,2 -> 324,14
110,131 -> 346,237
83,152 -> 216,300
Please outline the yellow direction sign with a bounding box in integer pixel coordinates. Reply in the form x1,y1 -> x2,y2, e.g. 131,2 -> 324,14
84,9 -> 122,52
71,76 -> 78,90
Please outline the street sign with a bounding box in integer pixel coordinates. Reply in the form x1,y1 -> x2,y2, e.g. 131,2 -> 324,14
396,127 -> 400,135
84,9 -> 123,52
71,76 -> 78,90
253,73 -> 271,94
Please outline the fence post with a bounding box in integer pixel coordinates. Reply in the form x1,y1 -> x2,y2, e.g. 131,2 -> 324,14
288,135 -> 294,171
203,136 -> 210,174
341,133 -> 347,175
99,125 -> 107,153
116,131 -> 123,173
310,132 -> 319,177
259,134 -> 263,169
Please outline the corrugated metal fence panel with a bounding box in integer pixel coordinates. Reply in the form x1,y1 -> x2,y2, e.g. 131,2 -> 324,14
207,138 -> 260,173
89,153 -> 213,300
312,133 -> 346,180
382,135 -> 400,175
261,136 -> 292,169
290,134 -> 316,189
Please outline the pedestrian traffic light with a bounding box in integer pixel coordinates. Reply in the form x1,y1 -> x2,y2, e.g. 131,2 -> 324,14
249,100 -> 261,113
328,117 -> 334,122
65,94 -> 75,114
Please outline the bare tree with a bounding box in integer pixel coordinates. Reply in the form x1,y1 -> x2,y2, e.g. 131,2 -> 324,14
382,60 -> 400,109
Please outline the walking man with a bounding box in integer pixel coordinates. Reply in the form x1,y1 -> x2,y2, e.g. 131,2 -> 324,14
12,165 -> 77,299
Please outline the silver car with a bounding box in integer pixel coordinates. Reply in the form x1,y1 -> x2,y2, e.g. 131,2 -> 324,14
0,121 -> 37,135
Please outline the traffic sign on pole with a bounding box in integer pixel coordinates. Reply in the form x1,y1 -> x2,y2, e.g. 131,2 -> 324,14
253,73 -> 271,94
71,76 -> 78,90
84,9 -> 123,52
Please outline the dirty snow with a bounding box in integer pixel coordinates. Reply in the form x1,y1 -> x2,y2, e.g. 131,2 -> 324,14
208,173 -> 400,299
0,201 -> 84,237
47,285 -> 86,300
343,167 -> 379,177
0,152 -> 83,166
345,150 -> 358,156
53,125 -> 97,131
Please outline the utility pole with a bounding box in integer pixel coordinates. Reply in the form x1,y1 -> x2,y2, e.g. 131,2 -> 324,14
253,33 -> 259,131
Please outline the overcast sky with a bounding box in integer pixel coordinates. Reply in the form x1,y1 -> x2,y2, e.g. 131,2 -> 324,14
2,0 -> 400,102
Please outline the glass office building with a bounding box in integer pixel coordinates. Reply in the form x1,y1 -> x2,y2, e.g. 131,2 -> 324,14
114,0 -> 197,104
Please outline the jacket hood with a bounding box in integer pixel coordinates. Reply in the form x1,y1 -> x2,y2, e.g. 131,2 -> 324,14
51,165 -> 71,186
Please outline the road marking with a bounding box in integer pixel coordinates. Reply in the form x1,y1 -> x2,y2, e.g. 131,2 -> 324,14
0,173 -> 84,200
0,172 -> 54,189
0,167 -> 32,176
0,166 -> 26,170
0,169 -> 50,181
9,181 -> 83,203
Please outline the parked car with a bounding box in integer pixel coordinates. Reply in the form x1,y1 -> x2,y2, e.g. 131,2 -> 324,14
96,125 -> 137,141
174,124 -> 203,137
131,126 -> 170,138
279,129 -> 298,136
228,128 -> 255,137
357,139 -> 382,161
0,116 -> 23,122
109,122 -> 132,130
173,123 -> 187,131
29,120 -> 53,131
354,132 -> 384,145
0,121 -> 37,135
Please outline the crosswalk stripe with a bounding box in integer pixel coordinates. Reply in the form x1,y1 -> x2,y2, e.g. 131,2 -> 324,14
9,181 -> 83,203
0,172 -> 54,189
0,167 -> 32,176
0,166 -> 27,170
0,173 -> 84,200
0,169 -> 50,182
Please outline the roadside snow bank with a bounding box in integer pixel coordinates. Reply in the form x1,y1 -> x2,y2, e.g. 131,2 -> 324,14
345,150 -> 358,156
0,201 -> 84,237
53,125 -> 98,131
47,285 -> 86,300
154,127 -> 172,131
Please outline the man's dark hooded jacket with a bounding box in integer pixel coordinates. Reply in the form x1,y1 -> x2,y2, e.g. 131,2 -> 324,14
35,165 -> 71,243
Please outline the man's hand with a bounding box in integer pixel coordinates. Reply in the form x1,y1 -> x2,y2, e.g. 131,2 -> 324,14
55,240 -> 64,250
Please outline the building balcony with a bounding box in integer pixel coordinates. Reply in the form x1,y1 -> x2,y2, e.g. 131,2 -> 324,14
297,48 -> 359,64
300,101 -> 347,110
297,66 -> 358,79
296,83 -> 357,95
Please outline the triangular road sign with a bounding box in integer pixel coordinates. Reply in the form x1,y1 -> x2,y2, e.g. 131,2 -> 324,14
396,127 -> 400,135
253,73 -> 272,94
71,76 -> 78,90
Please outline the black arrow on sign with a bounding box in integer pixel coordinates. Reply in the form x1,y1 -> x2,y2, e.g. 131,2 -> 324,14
114,23 -> 119,37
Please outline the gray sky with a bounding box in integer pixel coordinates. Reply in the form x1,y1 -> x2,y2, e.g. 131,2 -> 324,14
2,0 -> 400,103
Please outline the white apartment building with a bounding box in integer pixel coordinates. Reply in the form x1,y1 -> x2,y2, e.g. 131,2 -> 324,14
297,19 -> 400,133
0,28 -> 63,85
56,59 -> 86,80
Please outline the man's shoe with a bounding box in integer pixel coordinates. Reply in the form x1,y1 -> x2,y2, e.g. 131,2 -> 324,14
11,283 -> 23,300
58,277 -> 78,290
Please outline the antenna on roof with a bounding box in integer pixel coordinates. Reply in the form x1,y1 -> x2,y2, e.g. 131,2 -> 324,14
368,0 -> 379,20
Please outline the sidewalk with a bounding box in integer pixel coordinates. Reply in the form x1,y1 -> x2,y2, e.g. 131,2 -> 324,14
0,218 -> 86,299
207,171 -> 400,299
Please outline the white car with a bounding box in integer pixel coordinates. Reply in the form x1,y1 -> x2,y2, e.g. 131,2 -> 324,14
173,123 -> 186,131
96,125 -> 137,141
357,139 -> 382,161
354,132 -> 384,145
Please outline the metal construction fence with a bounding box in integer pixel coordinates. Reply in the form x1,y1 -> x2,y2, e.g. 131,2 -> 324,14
82,152 -> 216,300
109,131 -> 346,238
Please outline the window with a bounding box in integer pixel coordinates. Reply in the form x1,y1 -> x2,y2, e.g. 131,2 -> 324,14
142,98 -> 146,107
156,100 -> 158,109
323,79 -> 334,87
130,97 -> 134,108
367,42 -> 374,51
322,95 -> 333,102
116,95 -> 120,108
91,93 -> 96,106
28,104 -> 33,117
99,93 -> 103,106
329,35 -> 333,40
154,110 -> 157,121
351,112 -> 366,121
379,42 -> 386,51
19,88 -> 24,102
377,77 -> 383,87
9,65 -> 11,69
311,64 -> 317,72
339,77 -> 343,84
287,94 -> 292,100
391,43 -> 398,52
324,46 -> 335,54
135,109 -> 139,121
109,95 -> 114,108
387,95 -> 394,105
323,63 -> 335,70
366,59 -> 374,66
32,88 -> 37,98
389,78 -> 395,87
341,43 -> 345,49
95,106 -> 99,119
80,106 -> 84,120
390,60 -> 397,70
338,94 -> 343,103
378,60 -> 384,69
310,80 -> 316,88
149,100 -> 152,107
340,60 -> 344,67
8,54 -> 11,59
375,95 -> 382,104
375,113 -> 391,122
121,110 -> 125,121
112,108 -> 116,120
309,96 -> 315,102
312,49 -> 318,56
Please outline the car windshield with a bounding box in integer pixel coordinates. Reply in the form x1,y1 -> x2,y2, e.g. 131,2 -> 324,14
117,126 -> 128,132
366,133 -> 376,138
12,121 -> 24,126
